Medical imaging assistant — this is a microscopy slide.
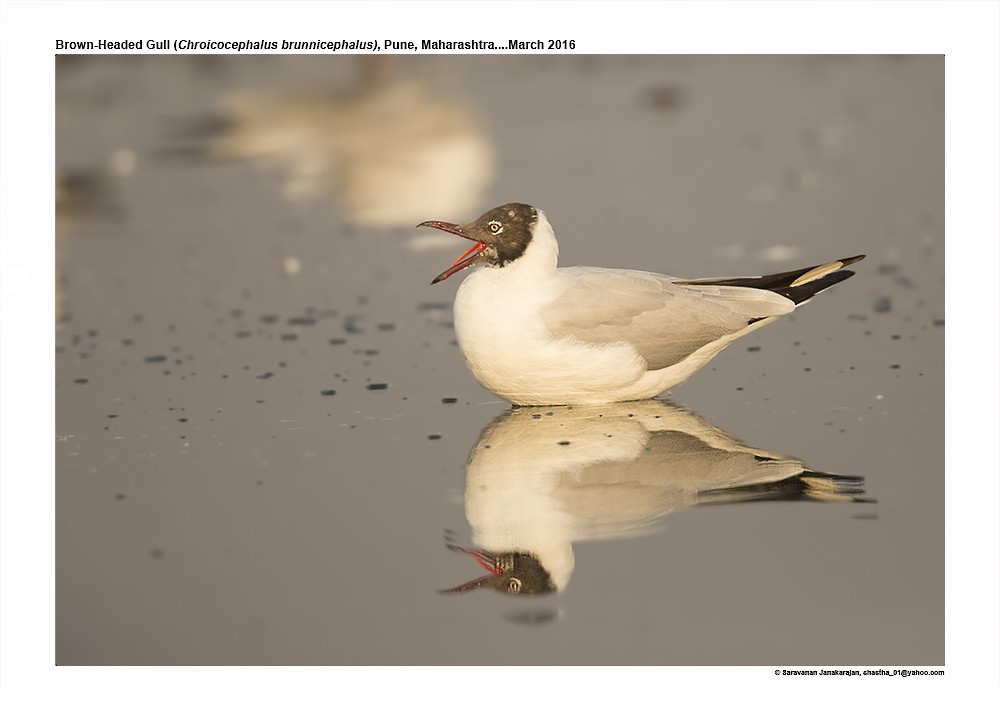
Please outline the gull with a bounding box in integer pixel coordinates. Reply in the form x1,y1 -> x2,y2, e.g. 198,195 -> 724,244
439,401 -> 869,594
419,203 -> 863,406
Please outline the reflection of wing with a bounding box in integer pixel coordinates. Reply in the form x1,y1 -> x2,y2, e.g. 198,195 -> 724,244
551,410 -> 807,539
541,269 -> 794,370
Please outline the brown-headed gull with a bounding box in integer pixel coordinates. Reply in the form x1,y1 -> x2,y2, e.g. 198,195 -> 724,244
419,203 -> 863,406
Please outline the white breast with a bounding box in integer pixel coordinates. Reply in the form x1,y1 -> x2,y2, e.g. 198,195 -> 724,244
453,213 -> 650,405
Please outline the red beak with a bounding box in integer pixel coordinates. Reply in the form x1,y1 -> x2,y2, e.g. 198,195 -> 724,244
437,544 -> 503,594
418,220 -> 488,284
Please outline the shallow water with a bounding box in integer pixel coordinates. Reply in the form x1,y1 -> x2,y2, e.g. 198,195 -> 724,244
56,55 -> 943,665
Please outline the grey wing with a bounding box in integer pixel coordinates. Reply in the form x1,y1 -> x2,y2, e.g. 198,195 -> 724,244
540,268 -> 794,370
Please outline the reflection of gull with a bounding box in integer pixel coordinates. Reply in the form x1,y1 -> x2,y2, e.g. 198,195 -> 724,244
177,78 -> 494,228
441,400 -> 868,595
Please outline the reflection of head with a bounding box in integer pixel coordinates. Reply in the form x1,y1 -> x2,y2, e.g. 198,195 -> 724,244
441,400 -> 869,596
439,546 -> 556,595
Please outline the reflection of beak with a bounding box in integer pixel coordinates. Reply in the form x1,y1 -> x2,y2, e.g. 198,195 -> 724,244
418,220 -> 488,284
438,544 -> 501,594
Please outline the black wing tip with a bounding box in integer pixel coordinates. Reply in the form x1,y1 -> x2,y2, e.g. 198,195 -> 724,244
838,254 -> 866,267
777,269 -> 856,305
682,254 -> 866,294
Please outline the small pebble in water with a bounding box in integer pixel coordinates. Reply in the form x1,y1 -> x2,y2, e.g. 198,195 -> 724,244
441,398 -> 457,404
557,441 -> 571,446
73,378 -> 89,384
366,383 -> 388,390
418,302 -> 450,312
873,296 -> 892,313
320,389 -> 337,396
428,434 -> 442,440
344,315 -> 365,334
747,346 -> 761,352
145,355 -> 167,363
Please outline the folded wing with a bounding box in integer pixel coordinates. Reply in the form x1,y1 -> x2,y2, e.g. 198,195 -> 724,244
541,268 -> 795,371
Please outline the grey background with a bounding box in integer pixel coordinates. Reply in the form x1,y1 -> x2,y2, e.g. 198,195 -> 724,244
56,55 -> 943,665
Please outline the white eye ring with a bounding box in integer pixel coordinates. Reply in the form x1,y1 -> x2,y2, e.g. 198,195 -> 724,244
488,221 -> 503,235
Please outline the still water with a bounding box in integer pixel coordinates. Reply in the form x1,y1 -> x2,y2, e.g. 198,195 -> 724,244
56,55 -> 943,665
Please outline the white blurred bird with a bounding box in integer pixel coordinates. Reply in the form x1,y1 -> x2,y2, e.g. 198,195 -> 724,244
175,75 -> 494,228
419,203 -> 864,406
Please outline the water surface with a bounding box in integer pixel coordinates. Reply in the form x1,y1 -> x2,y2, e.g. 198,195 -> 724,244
56,55 -> 944,665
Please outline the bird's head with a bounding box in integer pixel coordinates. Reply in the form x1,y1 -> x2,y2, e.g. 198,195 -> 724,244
419,203 -> 539,284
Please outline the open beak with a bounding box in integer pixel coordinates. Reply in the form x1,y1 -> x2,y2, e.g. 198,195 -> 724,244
437,544 -> 502,594
418,220 -> 489,285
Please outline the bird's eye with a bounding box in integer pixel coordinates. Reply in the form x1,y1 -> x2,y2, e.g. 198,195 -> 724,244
508,578 -> 522,593
488,221 -> 503,235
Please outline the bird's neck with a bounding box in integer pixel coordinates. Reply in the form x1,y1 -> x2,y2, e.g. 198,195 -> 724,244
504,210 -> 559,278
